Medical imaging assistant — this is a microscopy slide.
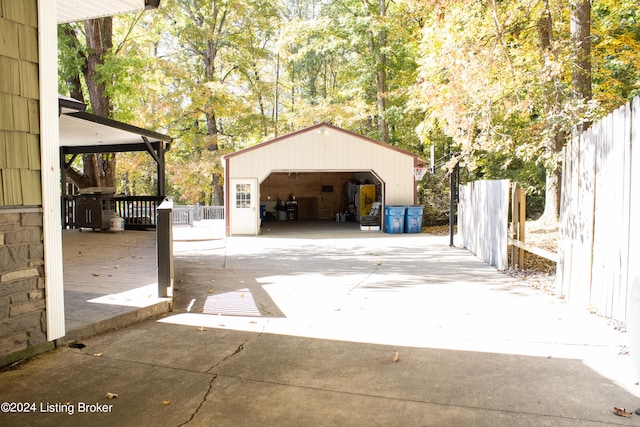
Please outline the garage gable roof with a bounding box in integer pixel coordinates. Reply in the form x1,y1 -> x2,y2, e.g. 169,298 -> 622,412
224,122 -> 427,166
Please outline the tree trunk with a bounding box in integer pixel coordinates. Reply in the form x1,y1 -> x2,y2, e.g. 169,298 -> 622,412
376,0 -> 389,144
541,131 -> 565,223
64,17 -> 117,190
539,1 -> 591,223
84,18 -> 113,117
571,0 -> 592,102
536,2 -> 564,224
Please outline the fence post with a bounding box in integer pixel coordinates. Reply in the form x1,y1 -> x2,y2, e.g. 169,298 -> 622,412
510,183 -> 526,268
157,197 -> 174,301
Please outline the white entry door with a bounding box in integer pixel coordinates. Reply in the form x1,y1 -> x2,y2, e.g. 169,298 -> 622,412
230,179 -> 259,235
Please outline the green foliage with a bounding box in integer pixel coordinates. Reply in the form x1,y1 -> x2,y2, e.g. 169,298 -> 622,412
57,0 -> 640,210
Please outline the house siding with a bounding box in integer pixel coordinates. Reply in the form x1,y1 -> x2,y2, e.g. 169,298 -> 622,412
0,0 -> 49,365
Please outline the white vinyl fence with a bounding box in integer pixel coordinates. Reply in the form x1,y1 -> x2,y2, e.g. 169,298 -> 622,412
172,205 -> 224,226
458,179 -> 510,270
557,97 -> 640,323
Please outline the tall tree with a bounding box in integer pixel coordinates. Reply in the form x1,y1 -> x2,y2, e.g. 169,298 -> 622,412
412,0 -> 594,221
156,0 -> 280,204
278,0 -> 421,147
59,18 -> 117,189
535,0 -> 566,223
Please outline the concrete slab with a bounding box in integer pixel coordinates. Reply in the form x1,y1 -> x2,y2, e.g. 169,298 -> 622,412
1,228 -> 637,426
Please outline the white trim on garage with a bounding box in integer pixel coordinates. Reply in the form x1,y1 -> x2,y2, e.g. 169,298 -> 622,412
223,123 -> 425,236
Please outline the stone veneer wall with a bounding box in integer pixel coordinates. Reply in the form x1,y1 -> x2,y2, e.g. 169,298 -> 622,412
0,210 -> 48,362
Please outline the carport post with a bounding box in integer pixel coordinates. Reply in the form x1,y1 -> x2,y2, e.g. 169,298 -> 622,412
157,197 -> 174,301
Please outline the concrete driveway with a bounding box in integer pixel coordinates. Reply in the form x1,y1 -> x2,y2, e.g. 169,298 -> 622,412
171,222 -> 625,359
0,222 -> 637,426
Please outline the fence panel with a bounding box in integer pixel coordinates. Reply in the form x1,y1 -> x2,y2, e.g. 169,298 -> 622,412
200,206 -> 224,220
458,179 -> 509,270
629,97 -> 640,301
557,97 -> 638,323
171,205 -> 224,226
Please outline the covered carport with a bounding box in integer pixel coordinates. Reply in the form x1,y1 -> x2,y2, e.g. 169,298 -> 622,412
223,123 -> 426,236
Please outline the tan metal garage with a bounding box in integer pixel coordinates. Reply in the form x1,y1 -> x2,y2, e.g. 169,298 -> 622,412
223,123 -> 426,235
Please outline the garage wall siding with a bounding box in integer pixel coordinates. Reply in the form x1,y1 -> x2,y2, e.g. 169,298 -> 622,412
227,126 -> 416,205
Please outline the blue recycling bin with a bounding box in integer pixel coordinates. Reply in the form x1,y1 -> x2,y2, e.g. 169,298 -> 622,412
384,206 -> 406,234
405,206 -> 424,233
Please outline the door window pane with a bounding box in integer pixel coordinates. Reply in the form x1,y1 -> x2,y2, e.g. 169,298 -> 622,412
235,184 -> 251,208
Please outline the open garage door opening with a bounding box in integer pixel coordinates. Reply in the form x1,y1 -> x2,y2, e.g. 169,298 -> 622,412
259,170 -> 384,232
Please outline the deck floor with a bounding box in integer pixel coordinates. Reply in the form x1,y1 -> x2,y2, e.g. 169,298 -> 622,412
62,229 -> 168,339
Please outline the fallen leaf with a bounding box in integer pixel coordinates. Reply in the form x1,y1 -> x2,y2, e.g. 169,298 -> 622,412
240,293 -> 245,297
393,351 -> 400,363
208,288 -> 214,294
92,352 -> 103,357
197,326 -> 205,332
163,400 -> 170,405
614,407 -> 632,418
106,393 -> 118,400
92,273 -> 100,277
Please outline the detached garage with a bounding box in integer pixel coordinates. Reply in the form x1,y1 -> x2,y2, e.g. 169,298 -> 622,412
223,123 -> 426,236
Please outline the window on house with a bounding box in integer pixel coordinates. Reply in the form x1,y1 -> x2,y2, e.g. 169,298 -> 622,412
235,184 -> 251,208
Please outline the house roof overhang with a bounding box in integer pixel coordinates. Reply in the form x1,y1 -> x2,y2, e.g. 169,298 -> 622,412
56,0 -> 160,24
59,110 -> 173,154
58,98 -> 173,197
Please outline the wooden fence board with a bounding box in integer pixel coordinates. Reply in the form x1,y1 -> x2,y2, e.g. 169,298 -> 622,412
628,98 -> 640,323
559,97 -> 639,322
556,144 -> 571,297
616,103 -> 632,319
573,129 -> 596,308
458,179 -> 509,270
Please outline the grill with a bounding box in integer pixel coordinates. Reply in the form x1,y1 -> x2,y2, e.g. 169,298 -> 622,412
76,187 -> 116,231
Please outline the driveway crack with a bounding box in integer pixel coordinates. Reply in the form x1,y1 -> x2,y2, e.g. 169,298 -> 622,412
177,373 -> 217,427
347,264 -> 380,294
179,337 -> 253,426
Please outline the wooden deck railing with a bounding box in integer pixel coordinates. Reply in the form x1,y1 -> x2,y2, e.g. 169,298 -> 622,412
63,195 -> 161,230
